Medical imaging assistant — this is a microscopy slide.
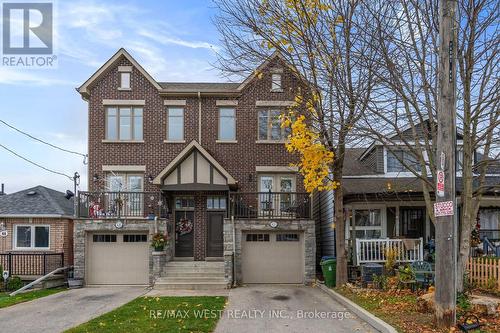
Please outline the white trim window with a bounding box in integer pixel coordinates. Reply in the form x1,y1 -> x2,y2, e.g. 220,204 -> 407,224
218,108 -> 236,141
167,107 -> 184,141
120,72 -> 131,89
351,209 -> 384,239
271,73 -> 282,91
106,107 -> 143,141
386,148 -> 421,173
14,225 -> 50,249
258,110 -> 290,141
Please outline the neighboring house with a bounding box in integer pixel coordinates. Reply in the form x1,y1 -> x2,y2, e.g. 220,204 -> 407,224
0,186 -> 74,277
315,122 -> 500,268
74,48 -> 315,287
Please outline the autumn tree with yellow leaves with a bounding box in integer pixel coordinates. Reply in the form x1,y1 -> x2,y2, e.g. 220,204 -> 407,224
214,0 -> 378,285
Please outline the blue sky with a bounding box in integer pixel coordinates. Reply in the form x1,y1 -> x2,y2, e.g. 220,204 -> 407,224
0,0 -> 224,194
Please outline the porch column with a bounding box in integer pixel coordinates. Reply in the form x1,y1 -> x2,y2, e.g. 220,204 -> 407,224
395,205 -> 400,237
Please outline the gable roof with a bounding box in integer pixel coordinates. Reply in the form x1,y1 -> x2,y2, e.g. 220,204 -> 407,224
77,48 -> 162,98
153,140 -> 236,186
78,49 -> 304,98
0,185 -> 74,217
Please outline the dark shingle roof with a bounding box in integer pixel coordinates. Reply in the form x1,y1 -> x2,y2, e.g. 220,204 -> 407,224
158,82 -> 240,92
342,148 -> 378,176
341,176 -> 500,196
0,185 -> 73,216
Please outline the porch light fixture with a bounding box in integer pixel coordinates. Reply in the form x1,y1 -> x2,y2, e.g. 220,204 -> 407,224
148,175 -> 154,184
93,174 -> 100,182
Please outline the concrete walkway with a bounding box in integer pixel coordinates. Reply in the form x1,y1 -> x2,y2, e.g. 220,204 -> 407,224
215,285 -> 376,333
0,286 -> 146,333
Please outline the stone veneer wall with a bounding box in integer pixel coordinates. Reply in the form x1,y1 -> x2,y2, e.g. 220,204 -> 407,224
223,218 -> 316,285
73,218 -> 168,285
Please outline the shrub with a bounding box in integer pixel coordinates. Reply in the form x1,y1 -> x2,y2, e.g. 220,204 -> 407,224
372,274 -> 388,290
457,292 -> 471,314
0,264 -> 3,282
6,276 -> 23,291
384,247 -> 399,272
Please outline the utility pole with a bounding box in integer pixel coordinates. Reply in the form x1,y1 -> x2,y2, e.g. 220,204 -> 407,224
435,0 -> 458,327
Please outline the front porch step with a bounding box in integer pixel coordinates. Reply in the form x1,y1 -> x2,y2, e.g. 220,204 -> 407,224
154,280 -> 228,290
155,260 -> 226,290
162,271 -> 225,278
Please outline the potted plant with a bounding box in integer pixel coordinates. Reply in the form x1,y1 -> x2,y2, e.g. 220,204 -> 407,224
151,233 -> 167,251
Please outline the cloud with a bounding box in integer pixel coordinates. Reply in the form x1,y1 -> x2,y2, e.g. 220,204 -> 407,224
0,67 -> 76,86
137,29 -> 220,51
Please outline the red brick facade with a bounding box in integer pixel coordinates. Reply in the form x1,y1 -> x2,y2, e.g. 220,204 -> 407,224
0,218 -> 74,266
83,51 -> 306,260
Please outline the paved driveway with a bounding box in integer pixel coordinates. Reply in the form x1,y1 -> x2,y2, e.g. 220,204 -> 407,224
0,287 -> 146,333
215,285 -> 376,333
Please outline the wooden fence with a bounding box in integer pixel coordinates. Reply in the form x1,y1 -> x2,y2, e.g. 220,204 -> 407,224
467,257 -> 500,290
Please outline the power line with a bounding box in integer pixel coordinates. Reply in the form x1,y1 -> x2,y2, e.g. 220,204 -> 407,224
0,143 -> 73,180
0,119 -> 88,162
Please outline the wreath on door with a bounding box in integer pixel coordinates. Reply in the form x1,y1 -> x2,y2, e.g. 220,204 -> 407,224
176,217 -> 193,236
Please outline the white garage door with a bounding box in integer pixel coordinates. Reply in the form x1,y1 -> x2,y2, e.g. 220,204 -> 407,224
241,232 -> 304,283
86,233 -> 149,285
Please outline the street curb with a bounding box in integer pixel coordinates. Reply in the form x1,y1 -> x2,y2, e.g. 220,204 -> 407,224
317,284 -> 398,333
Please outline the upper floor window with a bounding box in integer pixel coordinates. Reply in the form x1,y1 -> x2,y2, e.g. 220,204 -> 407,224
106,107 -> 143,141
167,107 -> 184,141
120,72 -> 130,89
258,110 -> 289,141
219,108 -> 236,141
386,149 -> 421,173
107,173 -> 143,192
271,73 -> 282,91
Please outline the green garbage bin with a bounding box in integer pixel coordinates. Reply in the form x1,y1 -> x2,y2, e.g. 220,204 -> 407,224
320,257 -> 336,287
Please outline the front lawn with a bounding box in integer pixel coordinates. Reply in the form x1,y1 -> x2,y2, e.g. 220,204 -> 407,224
65,296 -> 227,333
0,288 -> 67,309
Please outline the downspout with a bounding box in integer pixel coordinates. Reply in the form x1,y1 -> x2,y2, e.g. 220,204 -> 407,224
198,91 -> 202,144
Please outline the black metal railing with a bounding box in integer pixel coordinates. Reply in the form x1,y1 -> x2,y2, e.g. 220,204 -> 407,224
230,192 -> 311,219
77,191 -> 168,218
0,253 -> 64,276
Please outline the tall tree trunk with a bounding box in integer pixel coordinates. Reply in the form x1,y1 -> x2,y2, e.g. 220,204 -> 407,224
334,147 -> 347,286
457,129 -> 474,292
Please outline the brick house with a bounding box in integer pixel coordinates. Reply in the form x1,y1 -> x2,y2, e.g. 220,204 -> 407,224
74,48 -> 315,287
0,186 -> 73,278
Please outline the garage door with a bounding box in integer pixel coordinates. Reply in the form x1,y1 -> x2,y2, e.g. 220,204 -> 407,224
241,232 -> 304,283
86,233 -> 149,285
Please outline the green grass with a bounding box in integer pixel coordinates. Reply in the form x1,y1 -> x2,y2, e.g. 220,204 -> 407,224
0,288 -> 67,309
65,296 -> 227,333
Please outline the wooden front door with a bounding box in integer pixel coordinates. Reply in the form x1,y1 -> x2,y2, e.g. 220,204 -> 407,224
175,211 -> 194,257
207,212 -> 224,257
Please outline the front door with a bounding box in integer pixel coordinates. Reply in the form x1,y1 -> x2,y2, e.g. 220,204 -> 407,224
207,212 -> 224,257
175,211 -> 194,257
400,207 -> 425,238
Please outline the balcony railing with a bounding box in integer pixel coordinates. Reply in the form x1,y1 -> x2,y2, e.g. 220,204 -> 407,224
230,192 -> 311,219
77,191 -> 167,218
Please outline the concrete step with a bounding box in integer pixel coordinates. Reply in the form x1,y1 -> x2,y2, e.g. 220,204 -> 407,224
159,277 -> 226,283
166,261 -> 224,267
162,271 -> 225,278
154,281 -> 228,290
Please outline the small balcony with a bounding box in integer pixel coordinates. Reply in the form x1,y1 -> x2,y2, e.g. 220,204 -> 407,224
77,191 -> 167,219
230,192 -> 311,219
